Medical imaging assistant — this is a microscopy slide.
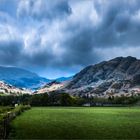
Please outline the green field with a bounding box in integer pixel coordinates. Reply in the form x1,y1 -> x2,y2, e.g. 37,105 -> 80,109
10,107 -> 140,139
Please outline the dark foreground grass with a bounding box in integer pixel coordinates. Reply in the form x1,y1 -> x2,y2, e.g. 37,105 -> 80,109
10,107 -> 140,139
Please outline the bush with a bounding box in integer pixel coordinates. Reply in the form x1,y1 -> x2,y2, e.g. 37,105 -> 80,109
12,105 -> 31,116
0,105 -> 31,139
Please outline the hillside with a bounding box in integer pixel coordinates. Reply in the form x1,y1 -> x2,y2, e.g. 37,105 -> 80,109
54,76 -> 73,82
35,81 -> 64,94
0,66 -> 50,89
64,56 -> 140,97
0,81 -> 31,95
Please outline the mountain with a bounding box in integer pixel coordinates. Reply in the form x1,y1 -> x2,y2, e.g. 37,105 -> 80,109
0,66 -> 51,89
0,81 -> 31,95
54,76 -> 73,82
64,56 -> 140,97
35,81 -> 64,94
35,76 -> 73,94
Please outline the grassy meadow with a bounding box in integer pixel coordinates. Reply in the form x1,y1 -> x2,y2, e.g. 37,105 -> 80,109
10,107 -> 140,139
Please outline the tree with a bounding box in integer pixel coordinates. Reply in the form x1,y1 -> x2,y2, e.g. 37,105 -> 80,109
60,93 -> 74,106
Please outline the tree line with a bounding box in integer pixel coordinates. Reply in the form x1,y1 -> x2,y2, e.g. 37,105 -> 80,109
0,92 -> 140,106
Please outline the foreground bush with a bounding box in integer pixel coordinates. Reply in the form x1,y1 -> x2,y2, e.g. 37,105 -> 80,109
0,105 -> 31,139
12,105 -> 31,116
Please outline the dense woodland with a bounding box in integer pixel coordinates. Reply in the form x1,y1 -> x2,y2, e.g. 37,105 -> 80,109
0,92 -> 140,106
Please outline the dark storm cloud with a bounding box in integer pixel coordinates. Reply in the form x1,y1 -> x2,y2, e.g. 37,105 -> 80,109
92,0 -> 140,47
17,0 -> 72,20
1,0 -> 140,77
0,40 -> 23,65
25,49 -> 54,67
58,0 -> 140,67
61,27 -> 100,66
56,0 -> 140,66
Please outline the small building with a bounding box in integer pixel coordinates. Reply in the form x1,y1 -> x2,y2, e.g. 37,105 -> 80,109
82,103 -> 91,107
0,89 -> 5,93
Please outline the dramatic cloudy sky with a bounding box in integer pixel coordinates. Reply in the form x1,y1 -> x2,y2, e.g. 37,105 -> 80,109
0,0 -> 140,78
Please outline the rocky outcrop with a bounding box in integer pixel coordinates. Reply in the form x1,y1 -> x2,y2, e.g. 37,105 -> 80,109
64,56 -> 140,97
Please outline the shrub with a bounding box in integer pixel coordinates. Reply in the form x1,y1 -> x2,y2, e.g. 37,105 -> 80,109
0,105 -> 31,139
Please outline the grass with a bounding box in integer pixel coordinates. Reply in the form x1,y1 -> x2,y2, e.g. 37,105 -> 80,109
0,106 -> 13,114
10,107 -> 140,139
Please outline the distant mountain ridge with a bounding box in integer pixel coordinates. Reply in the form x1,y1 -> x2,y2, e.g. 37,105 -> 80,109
0,66 -> 51,89
0,81 -> 31,95
54,76 -> 73,82
64,56 -> 140,97
1,56 -> 140,97
0,66 -> 73,90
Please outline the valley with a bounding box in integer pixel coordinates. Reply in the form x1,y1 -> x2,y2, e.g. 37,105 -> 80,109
1,56 -> 140,139
1,56 -> 140,100
1,0 -> 140,139
9,107 -> 140,139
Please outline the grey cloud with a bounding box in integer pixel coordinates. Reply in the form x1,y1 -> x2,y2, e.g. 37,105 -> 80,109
53,0 -> 140,67
1,0 -> 140,77
0,38 -> 55,68
25,49 -> 54,67
0,40 -> 23,65
17,0 -> 72,20
93,0 -> 140,47
60,27 -> 100,67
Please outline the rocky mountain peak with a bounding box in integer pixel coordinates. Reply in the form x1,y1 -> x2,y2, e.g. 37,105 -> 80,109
64,56 -> 140,97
